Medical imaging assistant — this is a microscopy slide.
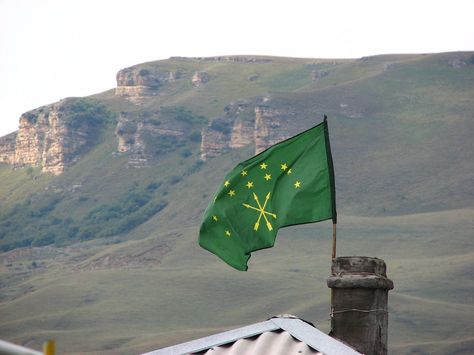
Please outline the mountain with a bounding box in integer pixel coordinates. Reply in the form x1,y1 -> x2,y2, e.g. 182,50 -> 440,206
0,52 -> 473,354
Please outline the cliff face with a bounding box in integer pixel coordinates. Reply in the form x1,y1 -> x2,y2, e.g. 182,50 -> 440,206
191,71 -> 210,87
200,118 -> 232,160
229,118 -> 254,148
200,100 -> 256,160
115,109 -> 195,168
200,99 -> 294,160
115,66 -> 181,101
1,96 -> 302,174
1,99 -> 107,175
1,58 -> 328,174
115,117 -> 152,168
254,106 -> 292,154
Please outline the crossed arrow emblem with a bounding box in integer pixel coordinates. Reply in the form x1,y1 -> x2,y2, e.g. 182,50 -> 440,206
243,192 -> 277,231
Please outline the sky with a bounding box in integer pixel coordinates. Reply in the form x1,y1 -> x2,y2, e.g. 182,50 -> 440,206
1,0 -> 473,137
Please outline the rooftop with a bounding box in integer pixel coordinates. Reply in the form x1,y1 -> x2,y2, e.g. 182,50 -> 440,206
142,315 -> 361,355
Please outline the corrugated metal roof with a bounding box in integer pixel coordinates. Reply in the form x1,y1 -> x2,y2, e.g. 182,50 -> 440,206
193,329 -> 322,355
142,315 -> 361,355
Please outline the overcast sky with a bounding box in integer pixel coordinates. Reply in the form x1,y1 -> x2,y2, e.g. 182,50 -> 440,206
1,0 -> 473,137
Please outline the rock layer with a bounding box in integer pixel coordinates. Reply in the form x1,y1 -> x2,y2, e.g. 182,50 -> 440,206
115,66 -> 180,101
115,111 -> 188,168
191,71 -> 210,87
0,100 -> 104,175
254,106 -> 291,154
200,99 -> 294,160
200,100 -> 257,160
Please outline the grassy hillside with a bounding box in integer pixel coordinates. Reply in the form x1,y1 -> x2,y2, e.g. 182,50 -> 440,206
0,210 -> 473,354
0,52 -> 473,354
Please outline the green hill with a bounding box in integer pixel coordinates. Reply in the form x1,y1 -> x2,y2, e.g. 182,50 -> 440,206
0,52 -> 473,354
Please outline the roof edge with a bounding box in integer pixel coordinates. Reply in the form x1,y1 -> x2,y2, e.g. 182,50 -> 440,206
141,320 -> 279,355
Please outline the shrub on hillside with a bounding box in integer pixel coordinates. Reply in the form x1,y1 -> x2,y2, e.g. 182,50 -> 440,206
210,120 -> 231,134
160,106 -> 206,125
180,149 -> 192,158
63,98 -> 115,128
32,232 -> 56,247
186,160 -> 204,175
188,131 -> 201,142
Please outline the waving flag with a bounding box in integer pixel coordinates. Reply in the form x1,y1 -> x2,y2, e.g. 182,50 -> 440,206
199,118 -> 336,271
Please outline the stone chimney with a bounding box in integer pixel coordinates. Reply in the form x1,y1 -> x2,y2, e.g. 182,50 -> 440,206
327,256 -> 394,355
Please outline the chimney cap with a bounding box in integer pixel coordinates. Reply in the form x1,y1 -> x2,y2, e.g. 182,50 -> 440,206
331,256 -> 387,276
328,256 -> 394,290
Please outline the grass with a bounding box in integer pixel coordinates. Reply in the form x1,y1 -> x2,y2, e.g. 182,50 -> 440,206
0,210 -> 473,354
0,165 -> 52,205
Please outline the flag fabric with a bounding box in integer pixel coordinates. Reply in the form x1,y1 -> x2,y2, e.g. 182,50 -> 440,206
198,118 -> 336,271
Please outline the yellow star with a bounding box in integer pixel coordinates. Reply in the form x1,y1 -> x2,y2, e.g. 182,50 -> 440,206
260,162 -> 268,170
241,170 -> 248,176
287,168 -> 292,175
225,230 -> 231,237
294,180 -> 301,188
246,181 -> 254,189
281,163 -> 288,171
212,215 -> 218,221
228,189 -> 236,197
224,180 -> 230,187
264,174 -> 272,181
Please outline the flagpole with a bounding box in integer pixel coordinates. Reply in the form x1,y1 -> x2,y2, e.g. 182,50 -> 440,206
332,223 -> 337,259
324,115 -> 337,260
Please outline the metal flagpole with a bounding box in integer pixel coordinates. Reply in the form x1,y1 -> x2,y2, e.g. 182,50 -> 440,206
332,223 -> 337,259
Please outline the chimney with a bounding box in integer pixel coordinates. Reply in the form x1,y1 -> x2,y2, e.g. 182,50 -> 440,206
327,256 -> 394,355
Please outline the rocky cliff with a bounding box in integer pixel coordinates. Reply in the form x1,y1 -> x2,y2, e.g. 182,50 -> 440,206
191,71 -> 210,87
1,95 -> 305,174
0,98 -> 109,175
115,111 -> 186,168
115,66 -> 181,102
115,106 -> 204,168
0,56 -> 344,175
200,98 -> 295,160
254,106 -> 293,154
200,100 -> 255,160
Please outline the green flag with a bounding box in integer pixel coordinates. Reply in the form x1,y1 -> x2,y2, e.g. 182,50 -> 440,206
199,118 -> 336,271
